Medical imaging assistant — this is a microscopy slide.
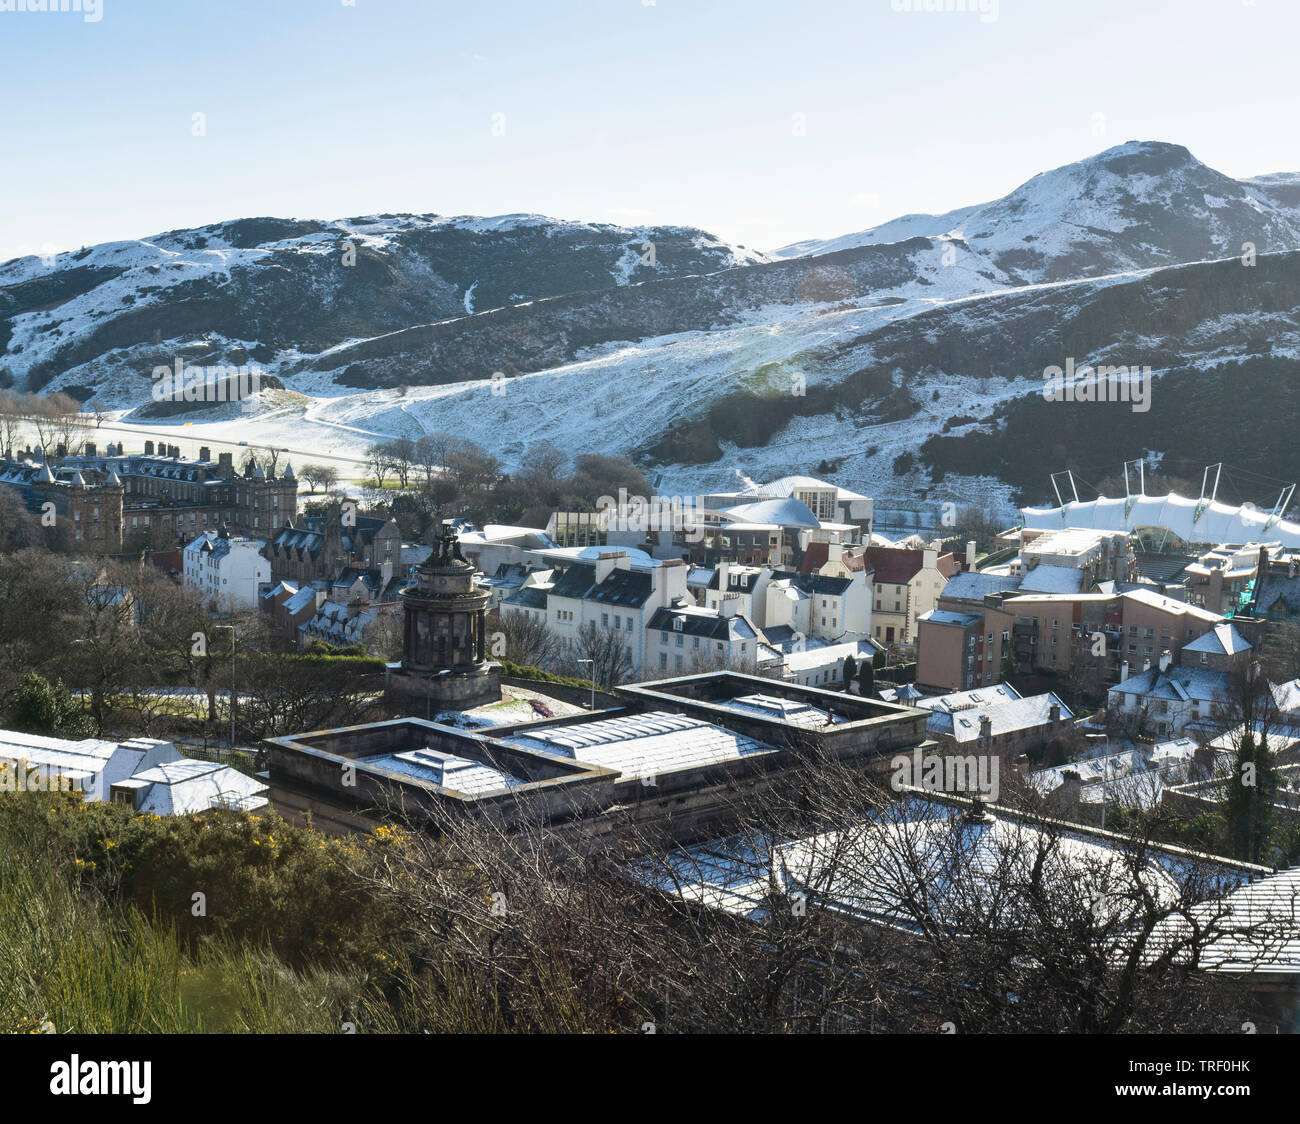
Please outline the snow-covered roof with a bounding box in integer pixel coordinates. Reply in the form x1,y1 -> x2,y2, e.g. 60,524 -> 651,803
922,692 -> 1073,744
128,759 -> 269,814
780,639 -> 879,673
1182,623 -> 1252,657
746,475 -> 868,503
1019,564 -> 1086,595
940,571 -> 1023,602
1122,587 -> 1223,623
503,710 -> 777,782
917,683 -> 1022,712
366,746 -> 522,796
717,693 -> 848,728
919,608 -> 981,628
720,497 -> 820,528
1022,493 -> 1300,549
1109,666 -> 1230,704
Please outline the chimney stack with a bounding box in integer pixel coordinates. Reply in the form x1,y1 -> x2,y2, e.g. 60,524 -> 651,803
84,441 -> 96,458
966,540 -> 976,569
199,446 -> 211,462
144,440 -> 155,455
1058,769 -> 1082,809
1049,702 -> 1061,723
594,550 -> 625,585
979,714 -> 992,740
1158,649 -> 1172,672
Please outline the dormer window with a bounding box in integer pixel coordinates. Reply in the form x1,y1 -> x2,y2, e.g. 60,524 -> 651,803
673,618 -> 683,631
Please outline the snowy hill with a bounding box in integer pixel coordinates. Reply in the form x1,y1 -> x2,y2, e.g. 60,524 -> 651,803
3,141 -> 1300,515
772,142 -> 1300,284
0,212 -> 768,395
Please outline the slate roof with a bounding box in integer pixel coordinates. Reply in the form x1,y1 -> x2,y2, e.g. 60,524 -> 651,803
1108,666 -> 1231,705
707,566 -> 763,592
1182,623 -> 1252,657
863,547 -> 927,585
921,691 -> 1073,743
646,607 -> 759,642
786,572 -> 853,598
504,586 -> 549,611
1256,570 -> 1300,616
798,542 -> 871,574
549,562 -> 653,607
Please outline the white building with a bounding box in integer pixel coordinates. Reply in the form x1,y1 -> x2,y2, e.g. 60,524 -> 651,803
184,526 -> 270,613
0,729 -> 267,812
644,601 -> 764,677
775,638 -> 882,690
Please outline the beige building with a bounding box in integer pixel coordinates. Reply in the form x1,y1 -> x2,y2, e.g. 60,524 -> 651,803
863,546 -> 957,648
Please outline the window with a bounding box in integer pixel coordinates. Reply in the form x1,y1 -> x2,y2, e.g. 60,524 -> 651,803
660,633 -> 668,645
601,613 -> 608,628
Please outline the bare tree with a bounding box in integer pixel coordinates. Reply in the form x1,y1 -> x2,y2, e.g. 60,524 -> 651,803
338,739 -> 1283,1034
491,610 -> 562,670
367,443 -> 394,488
562,621 -> 633,688
387,437 -> 415,489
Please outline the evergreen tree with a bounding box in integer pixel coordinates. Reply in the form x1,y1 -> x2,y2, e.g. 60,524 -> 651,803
1222,729 -> 1278,864
8,671 -> 94,738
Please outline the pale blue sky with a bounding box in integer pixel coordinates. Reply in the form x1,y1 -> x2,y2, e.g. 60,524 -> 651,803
1,0 -> 1297,260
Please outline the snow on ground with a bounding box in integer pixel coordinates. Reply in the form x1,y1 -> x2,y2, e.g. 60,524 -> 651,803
105,258 -> 1192,517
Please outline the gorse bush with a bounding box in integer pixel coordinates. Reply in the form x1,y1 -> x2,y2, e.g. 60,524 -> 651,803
0,796 -> 400,1033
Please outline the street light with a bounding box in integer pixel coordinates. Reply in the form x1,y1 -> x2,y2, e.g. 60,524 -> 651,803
212,624 -> 237,750
576,659 -> 596,710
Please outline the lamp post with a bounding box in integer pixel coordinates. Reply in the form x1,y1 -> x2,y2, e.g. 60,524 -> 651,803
1086,731 -> 1109,830
213,624 -> 236,750
577,658 -> 595,710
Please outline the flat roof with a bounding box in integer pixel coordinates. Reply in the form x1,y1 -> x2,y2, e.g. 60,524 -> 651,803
502,710 -> 777,782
